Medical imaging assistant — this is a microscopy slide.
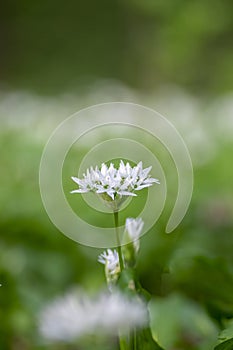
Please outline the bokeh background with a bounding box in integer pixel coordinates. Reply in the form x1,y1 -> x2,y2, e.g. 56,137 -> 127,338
0,1 -> 233,349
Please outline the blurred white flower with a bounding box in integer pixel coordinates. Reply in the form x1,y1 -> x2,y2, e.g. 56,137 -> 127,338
39,290 -> 147,342
71,160 -> 159,210
98,249 -> 120,289
125,218 -> 144,253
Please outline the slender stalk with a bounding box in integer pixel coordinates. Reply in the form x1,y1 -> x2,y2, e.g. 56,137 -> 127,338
119,334 -> 128,350
113,210 -> 124,271
129,329 -> 137,350
113,211 -> 128,350
133,329 -> 137,350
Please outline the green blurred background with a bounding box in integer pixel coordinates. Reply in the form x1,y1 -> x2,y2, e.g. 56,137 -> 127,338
0,1 -> 233,349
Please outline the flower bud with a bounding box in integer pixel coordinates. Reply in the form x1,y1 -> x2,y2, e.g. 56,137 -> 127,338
122,218 -> 144,268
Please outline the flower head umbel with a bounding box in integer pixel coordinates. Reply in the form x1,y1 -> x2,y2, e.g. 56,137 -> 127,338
122,218 -> 144,267
98,249 -> 120,290
71,160 -> 160,211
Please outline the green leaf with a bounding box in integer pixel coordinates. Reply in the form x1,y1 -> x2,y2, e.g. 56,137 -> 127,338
214,338 -> 233,350
118,268 -> 152,303
218,319 -> 233,342
149,293 -> 218,349
136,327 -> 164,350
117,268 -> 164,349
117,267 -> 143,298
118,268 -> 137,291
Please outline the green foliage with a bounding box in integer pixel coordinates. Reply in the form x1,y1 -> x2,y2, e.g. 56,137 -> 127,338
214,339 -> 233,350
1,0 -> 232,94
1,127 -> 233,349
117,268 -> 164,349
136,327 -> 164,350
149,293 -> 218,350
0,0 -> 233,344
218,319 -> 233,342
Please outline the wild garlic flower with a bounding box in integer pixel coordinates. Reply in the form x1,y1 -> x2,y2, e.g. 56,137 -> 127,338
98,249 -> 120,289
71,160 -> 159,211
39,289 -> 147,342
122,218 -> 144,267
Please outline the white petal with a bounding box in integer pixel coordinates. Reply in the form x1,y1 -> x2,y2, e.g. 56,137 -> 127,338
141,166 -> 152,178
70,189 -> 89,193
107,191 -> 115,200
135,184 -> 152,190
101,163 -> 108,176
118,191 -> 137,197
71,176 -> 83,185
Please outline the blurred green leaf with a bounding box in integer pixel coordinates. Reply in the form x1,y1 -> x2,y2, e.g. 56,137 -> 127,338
218,319 -> 233,342
149,293 -> 218,350
136,327 -> 164,350
214,338 -> 233,350
118,269 -> 164,349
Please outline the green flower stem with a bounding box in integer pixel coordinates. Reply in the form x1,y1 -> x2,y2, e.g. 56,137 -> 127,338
113,211 -> 124,272
113,211 -> 129,350
119,334 -> 129,350
128,329 -> 137,350
134,329 -> 137,350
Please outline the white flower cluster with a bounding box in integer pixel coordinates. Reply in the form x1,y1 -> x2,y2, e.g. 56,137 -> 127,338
39,290 -> 147,342
71,160 -> 159,201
